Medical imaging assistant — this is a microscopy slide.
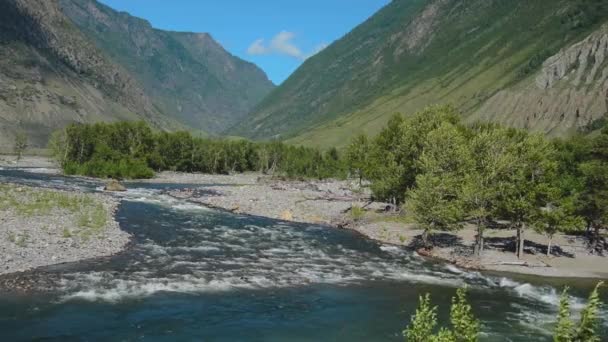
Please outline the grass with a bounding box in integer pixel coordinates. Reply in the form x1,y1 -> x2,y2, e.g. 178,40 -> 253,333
350,205 -> 366,221
0,184 -> 109,240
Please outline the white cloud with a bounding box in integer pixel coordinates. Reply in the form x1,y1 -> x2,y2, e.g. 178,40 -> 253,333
270,31 -> 303,59
247,31 -> 326,61
247,38 -> 268,55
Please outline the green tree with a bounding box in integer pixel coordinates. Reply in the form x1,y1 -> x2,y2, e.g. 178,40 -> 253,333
554,288 -> 574,342
407,122 -> 470,248
450,288 -> 480,342
532,190 -> 584,256
13,132 -> 28,161
574,281 -> 604,342
367,105 -> 461,205
577,128 -> 608,252
553,282 -> 604,342
497,133 -> 557,259
404,288 -> 479,342
346,134 -> 371,186
405,294 -> 439,342
460,127 -> 514,257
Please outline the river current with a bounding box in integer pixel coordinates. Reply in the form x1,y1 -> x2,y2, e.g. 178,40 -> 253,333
0,168 -> 606,341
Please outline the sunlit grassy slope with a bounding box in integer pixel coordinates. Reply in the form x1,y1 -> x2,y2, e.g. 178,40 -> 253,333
230,0 -> 608,148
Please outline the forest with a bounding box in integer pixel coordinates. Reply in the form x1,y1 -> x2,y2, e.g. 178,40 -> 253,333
49,121 -> 345,180
345,105 -> 608,259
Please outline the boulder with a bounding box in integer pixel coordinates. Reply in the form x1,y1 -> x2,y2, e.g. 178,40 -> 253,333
104,179 -> 126,192
280,209 -> 293,221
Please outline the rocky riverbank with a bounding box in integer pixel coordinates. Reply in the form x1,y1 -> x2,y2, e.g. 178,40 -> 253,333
0,183 -> 130,275
158,171 -> 608,280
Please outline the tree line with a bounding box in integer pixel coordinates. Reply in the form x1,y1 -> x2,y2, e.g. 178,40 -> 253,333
404,282 -> 604,342
49,121 -> 345,180
344,105 -> 608,258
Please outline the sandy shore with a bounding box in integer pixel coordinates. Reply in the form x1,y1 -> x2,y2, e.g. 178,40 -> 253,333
0,154 -> 59,170
159,171 -> 608,280
0,184 -> 130,275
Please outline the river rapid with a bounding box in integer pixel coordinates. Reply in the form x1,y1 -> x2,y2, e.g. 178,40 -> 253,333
0,168 -> 606,341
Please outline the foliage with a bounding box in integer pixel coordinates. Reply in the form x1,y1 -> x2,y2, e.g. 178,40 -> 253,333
350,205 -> 365,221
345,134 -> 371,185
51,121 -> 347,180
404,288 -> 479,342
554,288 -> 575,342
449,288 -> 480,342
406,284 -> 603,342
404,294 -> 438,342
574,282 -> 604,342
554,282 -> 604,342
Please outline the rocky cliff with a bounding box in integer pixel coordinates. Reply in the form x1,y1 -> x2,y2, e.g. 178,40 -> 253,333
472,24 -> 608,135
0,0 -> 176,147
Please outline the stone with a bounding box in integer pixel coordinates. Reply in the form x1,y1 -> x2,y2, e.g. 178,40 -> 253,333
280,210 -> 293,221
104,179 -> 126,192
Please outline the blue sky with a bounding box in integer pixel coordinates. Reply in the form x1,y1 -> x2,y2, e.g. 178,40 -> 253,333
97,0 -> 390,84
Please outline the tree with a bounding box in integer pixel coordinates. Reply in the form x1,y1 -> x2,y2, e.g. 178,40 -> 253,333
576,128 -> 608,253
367,105 -> 461,205
404,294 -> 438,342
407,122 -> 470,248
497,133 -> 557,259
575,281 -> 604,342
554,288 -> 574,342
460,127 -> 514,257
13,132 -> 28,161
532,190 -> 584,256
449,288 -> 480,342
346,134 -> 371,186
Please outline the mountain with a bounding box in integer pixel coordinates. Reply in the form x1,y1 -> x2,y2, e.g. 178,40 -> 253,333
0,0 -> 273,148
229,0 -> 608,148
59,0 -> 274,134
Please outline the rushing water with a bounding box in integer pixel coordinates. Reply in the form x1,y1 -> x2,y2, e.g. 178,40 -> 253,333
0,168 -> 606,341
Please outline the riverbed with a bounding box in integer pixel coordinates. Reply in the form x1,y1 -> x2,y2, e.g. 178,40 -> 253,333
0,168 -> 606,341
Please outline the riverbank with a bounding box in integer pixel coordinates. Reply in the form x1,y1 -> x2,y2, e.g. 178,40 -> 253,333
2,156 -> 606,280
159,171 -> 608,280
0,183 -> 130,275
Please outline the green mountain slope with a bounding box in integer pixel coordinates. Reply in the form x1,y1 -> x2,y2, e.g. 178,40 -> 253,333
230,0 -> 608,148
59,0 -> 275,134
0,0 -> 273,148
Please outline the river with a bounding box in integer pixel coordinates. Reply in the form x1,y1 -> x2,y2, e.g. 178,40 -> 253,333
0,168 -> 606,341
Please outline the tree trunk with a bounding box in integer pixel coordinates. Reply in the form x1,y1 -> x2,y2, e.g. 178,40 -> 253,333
474,220 -> 484,258
547,235 -> 552,257
592,224 -> 601,253
517,223 -> 525,259
421,229 -> 429,249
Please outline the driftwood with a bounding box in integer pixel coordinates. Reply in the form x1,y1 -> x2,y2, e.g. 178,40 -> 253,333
482,261 -> 551,268
295,194 -> 364,204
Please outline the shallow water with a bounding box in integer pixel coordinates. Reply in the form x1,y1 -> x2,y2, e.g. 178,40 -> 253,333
0,169 -> 606,341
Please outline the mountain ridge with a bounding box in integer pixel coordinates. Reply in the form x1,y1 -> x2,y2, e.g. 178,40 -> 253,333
230,0 -> 608,147
0,0 -> 274,148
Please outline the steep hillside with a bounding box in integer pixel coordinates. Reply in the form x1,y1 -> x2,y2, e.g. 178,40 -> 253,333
230,0 -> 608,147
59,0 -> 274,133
0,0 -> 177,147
